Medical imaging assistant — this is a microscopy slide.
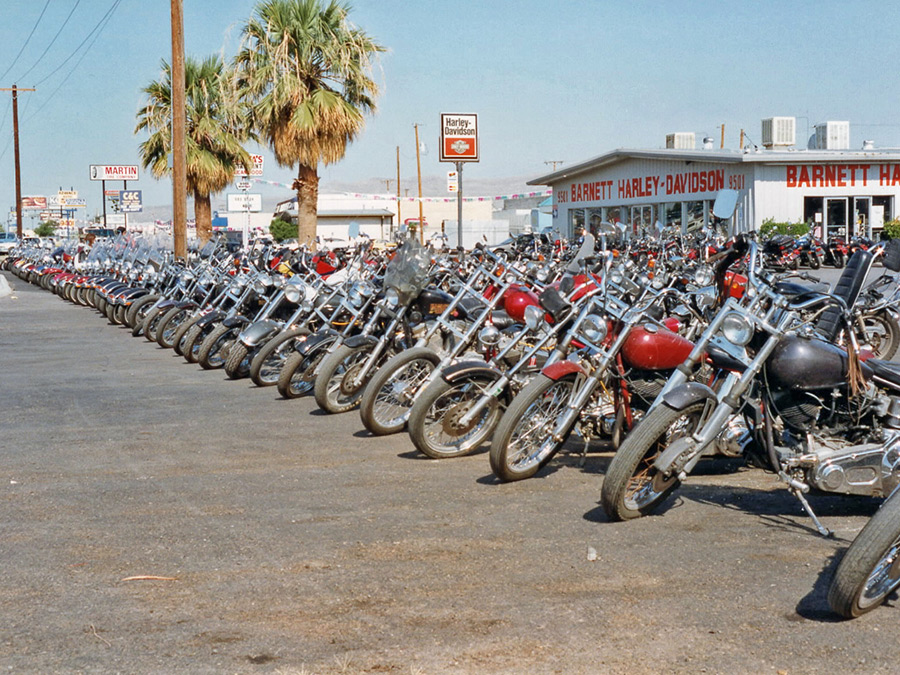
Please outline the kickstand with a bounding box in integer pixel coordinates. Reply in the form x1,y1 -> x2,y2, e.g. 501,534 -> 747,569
579,436 -> 589,468
791,487 -> 833,537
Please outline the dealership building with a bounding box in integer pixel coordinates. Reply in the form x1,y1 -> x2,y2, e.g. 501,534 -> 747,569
529,118 -> 900,240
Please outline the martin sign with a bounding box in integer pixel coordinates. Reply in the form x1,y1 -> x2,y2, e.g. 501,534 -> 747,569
440,113 -> 478,162
90,165 -> 139,181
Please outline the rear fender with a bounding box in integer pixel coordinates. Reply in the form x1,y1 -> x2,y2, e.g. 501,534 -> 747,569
542,360 -> 585,381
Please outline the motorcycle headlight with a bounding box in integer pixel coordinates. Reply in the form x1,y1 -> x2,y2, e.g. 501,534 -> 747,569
536,266 -> 550,283
524,303 -> 544,330
385,287 -> 400,307
348,283 -> 365,308
253,275 -> 272,295
721,312 -> 753,346
693,265 -> 714,287
581,314 -> 608,344
479,324 -> 501,347
284,280 -> 304,303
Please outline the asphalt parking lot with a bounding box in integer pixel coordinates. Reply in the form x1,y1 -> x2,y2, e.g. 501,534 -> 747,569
2,268 -> 900,674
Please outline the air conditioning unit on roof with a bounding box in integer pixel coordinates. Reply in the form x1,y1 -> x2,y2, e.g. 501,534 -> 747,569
762,117 -> 796,148
665,132 -> 695,150
815,121 -> 850,150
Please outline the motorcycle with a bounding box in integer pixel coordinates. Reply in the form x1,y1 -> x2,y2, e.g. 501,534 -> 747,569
600,237 -> 900,536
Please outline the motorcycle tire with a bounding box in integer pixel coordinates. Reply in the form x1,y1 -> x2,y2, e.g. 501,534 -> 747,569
858,311 -> 900,361
277,348 -> 326,399
197,324 -> 239,370
314,343 -> 375,414
600,401 -> 707,521
114,304 -> 128,326
141,306 -> 166,342
828,491 -> 900,618
159,307 -> 197,350
224,343 -> 251,380
125,294 -> 158,329
183,322 -> 216,364
408,374 -> 503,459
834,252 -> 845,268
359,347 -> 441,436
489,373 -> 577,482
809,253 -> 821,270
249,327 -> 310,387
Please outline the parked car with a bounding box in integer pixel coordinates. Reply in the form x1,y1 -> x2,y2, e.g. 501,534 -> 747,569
0,231 -> 18,255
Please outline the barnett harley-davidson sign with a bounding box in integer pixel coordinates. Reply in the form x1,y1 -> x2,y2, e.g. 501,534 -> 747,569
440,113 -> 478,162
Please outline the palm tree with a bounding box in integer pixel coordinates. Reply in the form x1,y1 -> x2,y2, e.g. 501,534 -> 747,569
234,0 -> 384,248
135,55 -> 252,243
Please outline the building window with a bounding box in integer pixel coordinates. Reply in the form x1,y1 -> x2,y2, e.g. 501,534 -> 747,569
569,208 -> 585,233
665,202 -> 682,232
685,201 -> 704,231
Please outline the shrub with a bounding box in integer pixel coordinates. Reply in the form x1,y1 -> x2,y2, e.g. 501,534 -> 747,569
34,220 -> 59,237
883,219 -> 900,240
759,218 -> 809,239
269,217 -> 298,242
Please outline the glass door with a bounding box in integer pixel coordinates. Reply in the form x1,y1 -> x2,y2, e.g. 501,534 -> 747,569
826,197 -> 848,239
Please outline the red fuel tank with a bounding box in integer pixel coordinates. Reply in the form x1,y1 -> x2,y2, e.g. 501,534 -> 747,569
621,324 -> 694,371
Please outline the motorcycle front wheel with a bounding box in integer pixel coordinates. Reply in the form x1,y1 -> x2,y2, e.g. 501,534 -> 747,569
358,347 -> 441,436
488,373 -> 576,482
224,343 -> 252,379
408,374 -> 503,459
314,343 -> 375,414
197,324 -> 239,369
250,327 -> 310,387
829,491 -> 900,618
600,401 -> 707,521
277,341 -> 331,399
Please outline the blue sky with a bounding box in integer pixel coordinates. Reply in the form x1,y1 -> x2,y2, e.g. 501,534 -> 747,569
1,0 -> 899,223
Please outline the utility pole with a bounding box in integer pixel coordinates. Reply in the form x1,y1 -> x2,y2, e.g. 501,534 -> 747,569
1,85 -> 36,238
414,124 -> 424,244
395,146 -> 401,239
544,160 -> 564,171
170,0 -> 187,259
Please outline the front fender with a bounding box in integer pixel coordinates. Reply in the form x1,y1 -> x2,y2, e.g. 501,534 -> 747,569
344,334 -> 379,350
442,360 -> 503,384
240,319 -> 281,347
196,310 -> 225,329
296,328 -> 340,356
541,360 -> 585,381
222,315 -> 250,329
661,382 -> 717,411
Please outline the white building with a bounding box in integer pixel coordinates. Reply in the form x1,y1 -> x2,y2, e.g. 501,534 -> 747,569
530,139 -> 900,241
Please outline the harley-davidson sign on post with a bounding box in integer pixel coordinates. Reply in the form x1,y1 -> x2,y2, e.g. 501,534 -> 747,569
440,113 -> 478,162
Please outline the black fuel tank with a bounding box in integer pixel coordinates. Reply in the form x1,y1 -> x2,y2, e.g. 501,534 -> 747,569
766,335 -> 873,391
416,288 -> 455,318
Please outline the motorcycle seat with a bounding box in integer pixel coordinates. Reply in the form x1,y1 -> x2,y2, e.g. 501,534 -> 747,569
490,310 -> 516,330
866,359 -> 900,391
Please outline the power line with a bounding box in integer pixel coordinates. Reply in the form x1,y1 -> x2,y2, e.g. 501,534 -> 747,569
17,0 -> 83,82
26,0 -> 122,124
0,0 -> 53,83
34,0 -> 122,87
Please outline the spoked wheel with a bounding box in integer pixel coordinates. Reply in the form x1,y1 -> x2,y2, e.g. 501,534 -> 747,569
358,347 -> 441,436
488,373 -> 576,482
408,374 -> 503,459
157,307 -> 194,348
125,294 -> 158,329
141,307 -> 166,342
313,343 -> 374,414
183,323 -> 215,364
277,340 -> 333,399
250,327 -> 309,387
857,311 -> 900,361
829,491 -> 900,618
600,401 -> 709,521
197,324 -> 240,370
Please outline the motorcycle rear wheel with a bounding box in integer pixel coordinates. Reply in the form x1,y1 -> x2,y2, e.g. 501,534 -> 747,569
409,374 -> 502,459
600,401 -> 706,521
828,491 -> 900,618
489,373 -> 576,482
858,311 -> 900,361
359,347 -> 441,436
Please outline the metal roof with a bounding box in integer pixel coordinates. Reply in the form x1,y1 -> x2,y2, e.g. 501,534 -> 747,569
527,147 -> 900,186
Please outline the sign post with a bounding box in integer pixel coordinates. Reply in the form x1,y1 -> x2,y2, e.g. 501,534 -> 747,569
439,113 -> 478,248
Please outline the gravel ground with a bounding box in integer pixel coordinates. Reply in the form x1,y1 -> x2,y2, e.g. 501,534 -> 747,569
1,268 -> 899,674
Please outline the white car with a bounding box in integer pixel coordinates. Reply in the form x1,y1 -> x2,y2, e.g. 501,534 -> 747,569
0,231 -> 18,254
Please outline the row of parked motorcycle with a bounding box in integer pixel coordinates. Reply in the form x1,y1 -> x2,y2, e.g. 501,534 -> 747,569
5,213 -> 900,620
